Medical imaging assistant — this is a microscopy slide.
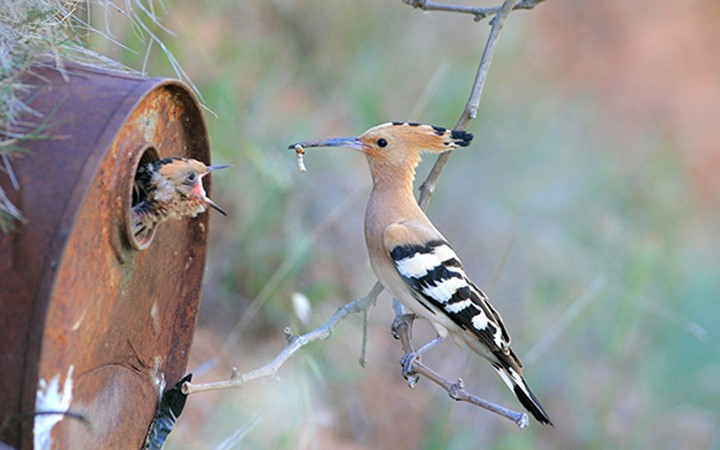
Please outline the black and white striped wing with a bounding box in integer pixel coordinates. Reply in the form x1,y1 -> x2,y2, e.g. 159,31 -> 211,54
389,239 -> 512,355
385,233 -> 553,425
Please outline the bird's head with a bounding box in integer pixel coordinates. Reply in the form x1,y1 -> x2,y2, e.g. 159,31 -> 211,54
156,158 -> 230,216
290,122 -> 473,180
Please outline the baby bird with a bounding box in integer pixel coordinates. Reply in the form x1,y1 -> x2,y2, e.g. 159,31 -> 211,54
290,122 -> 552,425
132,157 -> 229,242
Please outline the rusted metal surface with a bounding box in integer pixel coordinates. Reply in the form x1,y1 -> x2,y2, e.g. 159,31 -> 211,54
0,62 -> 211,449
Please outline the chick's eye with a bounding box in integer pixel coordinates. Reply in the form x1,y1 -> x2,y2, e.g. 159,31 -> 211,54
185,172 -> 197,184
377,138 -> 388,148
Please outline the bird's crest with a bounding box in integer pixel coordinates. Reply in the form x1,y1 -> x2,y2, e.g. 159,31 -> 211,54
357,122 -> 473,156
387,122 -> 473,150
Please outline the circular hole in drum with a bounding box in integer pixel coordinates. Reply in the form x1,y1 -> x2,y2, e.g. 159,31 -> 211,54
125,145 -> 160,251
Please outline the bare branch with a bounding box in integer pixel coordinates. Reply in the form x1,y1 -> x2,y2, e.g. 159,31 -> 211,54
183,283 -> 383,395
359,297 -> 373,367
393,314 -> 529,428
402,0 -> 546,22
417,0 -> 531,209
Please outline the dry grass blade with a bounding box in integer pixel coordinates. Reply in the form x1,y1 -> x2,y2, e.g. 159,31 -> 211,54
0,0 -> 195,232
524,276 -> 607,367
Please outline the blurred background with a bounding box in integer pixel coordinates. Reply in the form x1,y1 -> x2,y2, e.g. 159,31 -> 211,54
91,0 -> 719,448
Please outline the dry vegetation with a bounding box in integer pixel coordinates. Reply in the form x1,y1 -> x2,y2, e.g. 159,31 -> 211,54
0,0 -> 195,231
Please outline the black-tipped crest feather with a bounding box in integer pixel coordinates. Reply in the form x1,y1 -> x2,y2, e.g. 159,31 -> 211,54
450,129 -> 473,147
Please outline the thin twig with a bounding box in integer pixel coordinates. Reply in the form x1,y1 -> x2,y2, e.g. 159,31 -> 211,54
402,0 -> 546,22
358,293 -> 375,367
183,283 -> 383,395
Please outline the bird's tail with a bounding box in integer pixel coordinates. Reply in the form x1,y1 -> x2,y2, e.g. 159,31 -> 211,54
492,357 -> 553,426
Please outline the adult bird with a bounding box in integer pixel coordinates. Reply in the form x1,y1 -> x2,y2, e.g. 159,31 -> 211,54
290,122 -> 552,425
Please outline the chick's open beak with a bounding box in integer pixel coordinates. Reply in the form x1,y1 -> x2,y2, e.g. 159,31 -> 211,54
198,164 -> 231,216
205,197 -> 227,216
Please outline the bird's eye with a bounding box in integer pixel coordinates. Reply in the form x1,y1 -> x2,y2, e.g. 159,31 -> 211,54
185,172 -> 197,184
377,138 -> 388,148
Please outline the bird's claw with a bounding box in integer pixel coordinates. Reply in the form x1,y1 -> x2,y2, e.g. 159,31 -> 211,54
449,378 -> 464,400
400,351 -> 420,387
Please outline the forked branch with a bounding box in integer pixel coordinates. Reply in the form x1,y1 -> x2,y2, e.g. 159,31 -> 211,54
402,0 -> 546,22
183,283 -> 383,395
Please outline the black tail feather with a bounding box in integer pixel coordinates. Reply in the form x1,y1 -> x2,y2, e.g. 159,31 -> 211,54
493,359 -> 553,426
513,382 -> 553,426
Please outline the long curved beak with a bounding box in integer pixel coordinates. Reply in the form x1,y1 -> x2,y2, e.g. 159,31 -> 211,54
288,137 -> 366,152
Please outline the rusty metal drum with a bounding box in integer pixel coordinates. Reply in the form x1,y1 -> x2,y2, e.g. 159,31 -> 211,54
0,62 -> 211,448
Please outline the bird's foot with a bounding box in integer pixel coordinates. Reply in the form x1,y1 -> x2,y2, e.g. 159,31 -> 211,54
400,351 -> 420,387
399,335 -> 446,387
448,378 -> 464,400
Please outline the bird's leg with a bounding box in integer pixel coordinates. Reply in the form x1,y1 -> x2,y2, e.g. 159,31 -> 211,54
390,307 -> 421,385
416,335 -> 445,356
400,335 -> 445,385
391,303 -> 446,385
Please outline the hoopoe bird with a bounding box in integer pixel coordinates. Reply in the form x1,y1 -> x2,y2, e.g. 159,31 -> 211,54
132,157 -> 229,241
290,122 -> 552,425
